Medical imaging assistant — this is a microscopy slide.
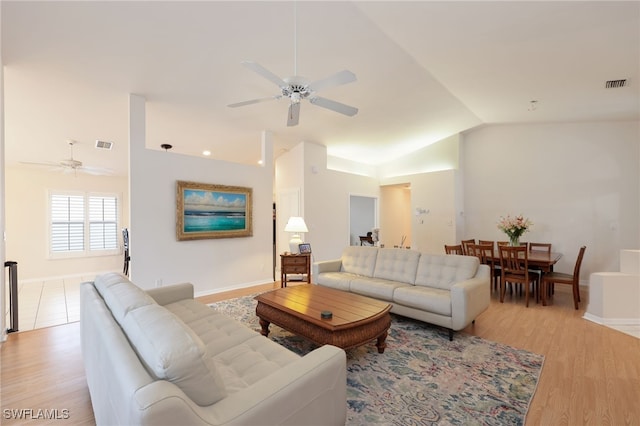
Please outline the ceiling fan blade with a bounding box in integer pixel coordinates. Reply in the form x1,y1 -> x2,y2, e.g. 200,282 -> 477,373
20,160 -> 60,167
80,166 -> 114,176
228,95 -> 281,108
241,61 -> 288,88
309,96 -> 358,117
287,103 -> 301,127
308,70 -> 356,93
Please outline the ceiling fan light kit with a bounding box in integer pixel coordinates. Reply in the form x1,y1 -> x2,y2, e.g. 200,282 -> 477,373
228,61 -> 358,127
227,3 -> 358,127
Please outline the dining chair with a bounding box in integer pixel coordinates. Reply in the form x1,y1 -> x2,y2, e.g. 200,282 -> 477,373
467,243 -> 499,290
528,243 -> 551,294
461,239 -> 476,255
529,243 -> 552,254
478,240 -> 495,247
122,228 -> 131,276
541,246 -> 586,310
444,244 -> 464,255
499,245 -> 537,307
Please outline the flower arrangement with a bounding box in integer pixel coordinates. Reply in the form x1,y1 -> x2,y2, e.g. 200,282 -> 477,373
497,214 -> 532,246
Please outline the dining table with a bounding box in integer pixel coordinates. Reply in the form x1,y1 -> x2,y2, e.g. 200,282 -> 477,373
489,249 -> 563,303
489,249 -> 562,271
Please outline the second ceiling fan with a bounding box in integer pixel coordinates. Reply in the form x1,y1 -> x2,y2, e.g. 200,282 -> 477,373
227,4 -> 358,127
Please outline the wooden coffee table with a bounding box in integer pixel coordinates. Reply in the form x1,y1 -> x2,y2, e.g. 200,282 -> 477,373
255,285 -> 392,353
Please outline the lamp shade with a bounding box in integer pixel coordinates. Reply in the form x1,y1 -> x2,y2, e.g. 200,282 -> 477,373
284,217 -> 308,233
284,217 -> 308,254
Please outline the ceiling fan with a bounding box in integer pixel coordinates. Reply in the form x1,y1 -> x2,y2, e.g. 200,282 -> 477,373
227,3 -> 358,126
21,140 -> 113,176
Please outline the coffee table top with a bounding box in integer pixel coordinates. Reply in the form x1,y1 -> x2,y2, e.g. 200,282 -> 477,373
255,285 -> 391,331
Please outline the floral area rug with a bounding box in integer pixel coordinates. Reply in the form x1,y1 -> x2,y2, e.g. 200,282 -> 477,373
209,294 -> 544,426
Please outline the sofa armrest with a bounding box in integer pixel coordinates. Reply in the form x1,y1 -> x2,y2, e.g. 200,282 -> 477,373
312,259 -> 342,277
133,345 -> 347,426
146,283 -> 194,306
449,264 -> 491,330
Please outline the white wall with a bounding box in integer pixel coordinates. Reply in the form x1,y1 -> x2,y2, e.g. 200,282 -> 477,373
280,142 -> 379,263
274,142 -> 305,256
379,136 -> 461,253
4,167 -> 128,280
128,95 -> 274,295
381,170 -> 459,254
463,120 -> 640,278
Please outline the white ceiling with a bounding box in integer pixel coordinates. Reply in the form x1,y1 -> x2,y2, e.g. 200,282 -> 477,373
3,1 -> 638,177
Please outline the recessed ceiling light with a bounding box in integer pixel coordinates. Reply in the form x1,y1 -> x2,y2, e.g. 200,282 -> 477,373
202,150 -> 211,156
257,159 -> 263,165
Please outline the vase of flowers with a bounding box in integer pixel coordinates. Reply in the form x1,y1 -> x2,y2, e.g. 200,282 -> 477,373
497,215 -> 532,246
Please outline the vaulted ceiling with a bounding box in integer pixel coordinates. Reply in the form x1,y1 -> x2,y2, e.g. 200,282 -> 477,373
3,1 -> 638,176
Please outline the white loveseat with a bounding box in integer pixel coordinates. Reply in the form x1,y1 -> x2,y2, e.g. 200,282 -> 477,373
80,273 -> 346,426
312,247 -> 490,340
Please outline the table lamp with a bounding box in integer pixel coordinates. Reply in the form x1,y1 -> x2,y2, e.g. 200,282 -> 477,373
284,216 -> 308,254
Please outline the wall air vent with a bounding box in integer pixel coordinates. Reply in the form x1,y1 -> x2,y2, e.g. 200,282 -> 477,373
95,140 -> 113,150
605,79 -> 627,89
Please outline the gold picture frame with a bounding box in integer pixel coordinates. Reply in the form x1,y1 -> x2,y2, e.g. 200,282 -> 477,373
176,180 -> 253,241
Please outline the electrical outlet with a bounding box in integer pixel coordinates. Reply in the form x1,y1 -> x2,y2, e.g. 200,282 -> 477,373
155,279 -> 163,287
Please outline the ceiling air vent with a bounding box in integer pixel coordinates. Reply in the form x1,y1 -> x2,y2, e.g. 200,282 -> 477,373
605,79 -> 627,89
95,140 -> 113,150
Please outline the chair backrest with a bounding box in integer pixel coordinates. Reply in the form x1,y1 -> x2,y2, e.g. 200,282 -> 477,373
444,244 -> 464,255
467,243 -> 495,265
529,243 -> 551,254
572,246 -> 587,282
496,241 -> 509,247
478,240 -> 494,248
123,228 -> 130,250
461,239 -> 476,255
499,245 -> 529,273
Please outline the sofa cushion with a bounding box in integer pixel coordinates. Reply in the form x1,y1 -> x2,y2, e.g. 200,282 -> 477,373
340,246 -> 378,276
373,248 -> 420,284
314,272 -> 357,291
121,303 -> 227,406
415,254 -> 479,290
393,286 -> 452,316
214,335 -> 300,394
350,277 -> 410,302
164,299 -> 263,356
94,272 -> 156,323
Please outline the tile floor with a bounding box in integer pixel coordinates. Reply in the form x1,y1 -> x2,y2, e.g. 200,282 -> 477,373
4,275 -> 96,332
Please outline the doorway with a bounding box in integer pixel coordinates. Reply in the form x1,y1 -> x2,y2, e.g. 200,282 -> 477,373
349,195 -> 377,246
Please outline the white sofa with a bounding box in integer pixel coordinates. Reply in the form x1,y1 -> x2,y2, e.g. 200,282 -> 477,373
312,247 -> 490,340
80,272 -> 346,426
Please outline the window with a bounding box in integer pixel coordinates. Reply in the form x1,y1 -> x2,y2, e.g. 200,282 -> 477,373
49,192 -> 119,257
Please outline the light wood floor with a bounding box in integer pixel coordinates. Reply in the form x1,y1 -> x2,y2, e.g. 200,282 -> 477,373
2,282 -> 639,425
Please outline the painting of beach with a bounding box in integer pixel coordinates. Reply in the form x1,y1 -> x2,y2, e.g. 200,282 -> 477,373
177,181 -> 253,240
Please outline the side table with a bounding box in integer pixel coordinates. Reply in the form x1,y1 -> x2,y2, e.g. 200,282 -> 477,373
280,253 -> 311,287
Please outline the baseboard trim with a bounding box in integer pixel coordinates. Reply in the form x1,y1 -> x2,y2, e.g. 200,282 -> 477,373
583,312 -> 640,327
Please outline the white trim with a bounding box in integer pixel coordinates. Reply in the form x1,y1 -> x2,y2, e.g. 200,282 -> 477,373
583,313 -> 640,327
194,278 -> 274,298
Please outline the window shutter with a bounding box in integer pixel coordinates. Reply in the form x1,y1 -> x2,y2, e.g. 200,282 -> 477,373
89,196 -> 118,250
50,195 -> 85,252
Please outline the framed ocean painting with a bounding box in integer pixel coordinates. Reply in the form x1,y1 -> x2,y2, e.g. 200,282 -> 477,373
176,181 -> 253,240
